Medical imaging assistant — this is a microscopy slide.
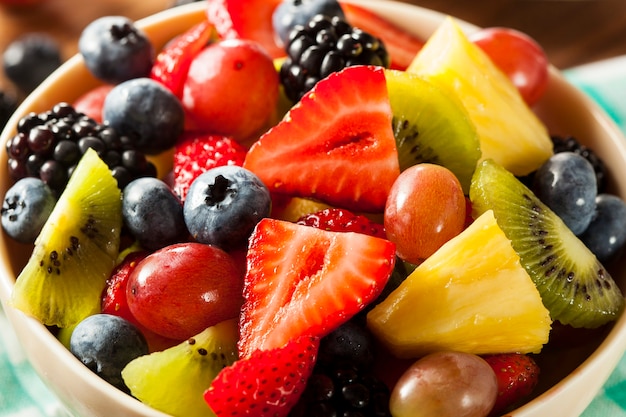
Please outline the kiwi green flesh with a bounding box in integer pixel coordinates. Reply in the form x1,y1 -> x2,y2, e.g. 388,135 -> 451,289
10,149 -> 122,328
122,319 -> 238,417
470,159 -> 624,328
385,69 -> 481,193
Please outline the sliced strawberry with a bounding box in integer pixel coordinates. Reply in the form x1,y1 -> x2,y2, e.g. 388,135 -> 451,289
206,0 -> 285,59
243,65 -> 399,213
340,1 -> 424,70
150,19 -> 214,98
297,207 -> 386,239
205,335 -> 319,417
238,218 -> 395,358
172,131 -> 247,200
483,353 -> 540,416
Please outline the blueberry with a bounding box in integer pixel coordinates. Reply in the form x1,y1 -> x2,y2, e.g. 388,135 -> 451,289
183,166 -> 271,250
69,314 -> 149,393
2,33 -> 62,93
579,194 -> 626,263
272,0 -> 345,47
122,177 -> 187,250
533,152 -> 597,235
102,78 -> 184,154
78,16 -> 154,84
1,177 -> 56,243
318,319 -> 376,370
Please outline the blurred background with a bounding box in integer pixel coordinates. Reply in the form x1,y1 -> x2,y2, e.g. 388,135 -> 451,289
1,0 -> 626,124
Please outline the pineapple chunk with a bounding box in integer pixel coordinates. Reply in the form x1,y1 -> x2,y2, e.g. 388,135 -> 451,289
367,210 -> 552,358
407,18 -> 553,176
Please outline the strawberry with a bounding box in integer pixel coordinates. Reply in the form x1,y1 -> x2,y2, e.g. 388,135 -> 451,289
72,84 -> 114,123
150,19 -> 214,98
101,250 -> 149,325
483,353 -> 540,416
204,335 -> 319,417
206,0 -> 285,59
243,65 -> 399,213
340,1 -> 424,70
238,218 -> 396,358
172,131 -> 247,200
297,207 -> 386,239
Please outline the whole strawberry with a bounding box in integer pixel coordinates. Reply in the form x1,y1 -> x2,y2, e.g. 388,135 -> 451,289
172,132 -> 246,200
204,335 -> 319,417
483,353 -> 540,416
297,207 -> 386,239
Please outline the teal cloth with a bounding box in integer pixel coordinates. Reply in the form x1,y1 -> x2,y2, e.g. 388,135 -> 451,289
2,59 -> 626,416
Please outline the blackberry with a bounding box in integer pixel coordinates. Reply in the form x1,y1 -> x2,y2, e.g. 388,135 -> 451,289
5,102 -> 156,195
551,135 -> 607,192
280,14 -> 390,102
289,362 -> 392,417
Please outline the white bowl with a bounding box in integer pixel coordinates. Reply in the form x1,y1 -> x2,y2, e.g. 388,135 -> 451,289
1,1 -> 626,416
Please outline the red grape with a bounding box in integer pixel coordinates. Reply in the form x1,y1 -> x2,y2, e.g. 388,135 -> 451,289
470,27 -> 549,106
384,164 -> 466,264
126,242 -> 244,341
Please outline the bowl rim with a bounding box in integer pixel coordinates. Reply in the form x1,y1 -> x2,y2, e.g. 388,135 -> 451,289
1,0 -> 626,416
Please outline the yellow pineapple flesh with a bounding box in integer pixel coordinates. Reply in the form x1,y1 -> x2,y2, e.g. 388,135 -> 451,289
366,210 -> 552,359
407,18 -> 553,176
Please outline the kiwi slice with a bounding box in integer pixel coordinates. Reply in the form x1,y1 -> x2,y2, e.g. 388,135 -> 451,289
385,69 -> 481,193
11,148 -> 122,328
470,159 -> 624,328
122,319 -> 238,417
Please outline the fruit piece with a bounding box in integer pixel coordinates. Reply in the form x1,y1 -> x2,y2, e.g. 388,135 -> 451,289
2,33 -> 62,94
339,1 -> 424,70
408,18 -> 553,176
272,0 -> 345,47
78,16 -> 154,84
482,352 -> 540,416
470,27 -> 549,106
101,250 -> 149,325
127,242 -> 243,341
551,135 -> 607,193
182,38 -> 280,141
206,0 -> 285,59
270,195 -> 332,222
389,351 -> 498,417
367,210 -> 552,358
183,166 -> 271,251
103,78 -> 185,155
204,335 -> 319,417
122,319 -> 238,417
580,194 -> 626,263
385,69 -> 480,193
11,148 -> 122,328
238,218 -> 395,358
172,132 -> 247,201
296,207 -> 386,239
243,65 -> 399,213
384,163 -> 466,264
1,177 -> 56,243
122,177 -> 187,251
532,152 -> 597,235
150,19 -> 214,98
279,14 -> 389,102
317,319 -> 377,370
72,84 -> 114,123
70,314 -> 149,393
470,159 -> 625,328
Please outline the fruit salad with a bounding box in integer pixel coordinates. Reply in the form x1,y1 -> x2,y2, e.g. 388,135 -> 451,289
2,1 -> 626,417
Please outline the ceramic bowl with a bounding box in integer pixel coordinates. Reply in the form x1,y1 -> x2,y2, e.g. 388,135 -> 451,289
1,1 -> 626,416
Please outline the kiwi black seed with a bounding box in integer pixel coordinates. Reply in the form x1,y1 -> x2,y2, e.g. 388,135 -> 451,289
470,159 -> 624,328
121,319 -> 238,417
11,148 -> 122,328
385,69 -> 481,193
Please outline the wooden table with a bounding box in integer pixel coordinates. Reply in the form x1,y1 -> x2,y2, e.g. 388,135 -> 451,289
1,0 -> 626,95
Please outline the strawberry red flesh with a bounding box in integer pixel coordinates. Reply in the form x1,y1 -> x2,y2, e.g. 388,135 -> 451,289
238,218 -> 396,359
243,65 -> 399,213
204,335 -> 319,417
297,207 -> 386,239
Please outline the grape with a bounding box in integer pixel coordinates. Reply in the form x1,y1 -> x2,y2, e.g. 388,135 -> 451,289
384,164 -> 466,264
470,27 -> 549,106
579,194 -> 626,262
389,351 -> 498,417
